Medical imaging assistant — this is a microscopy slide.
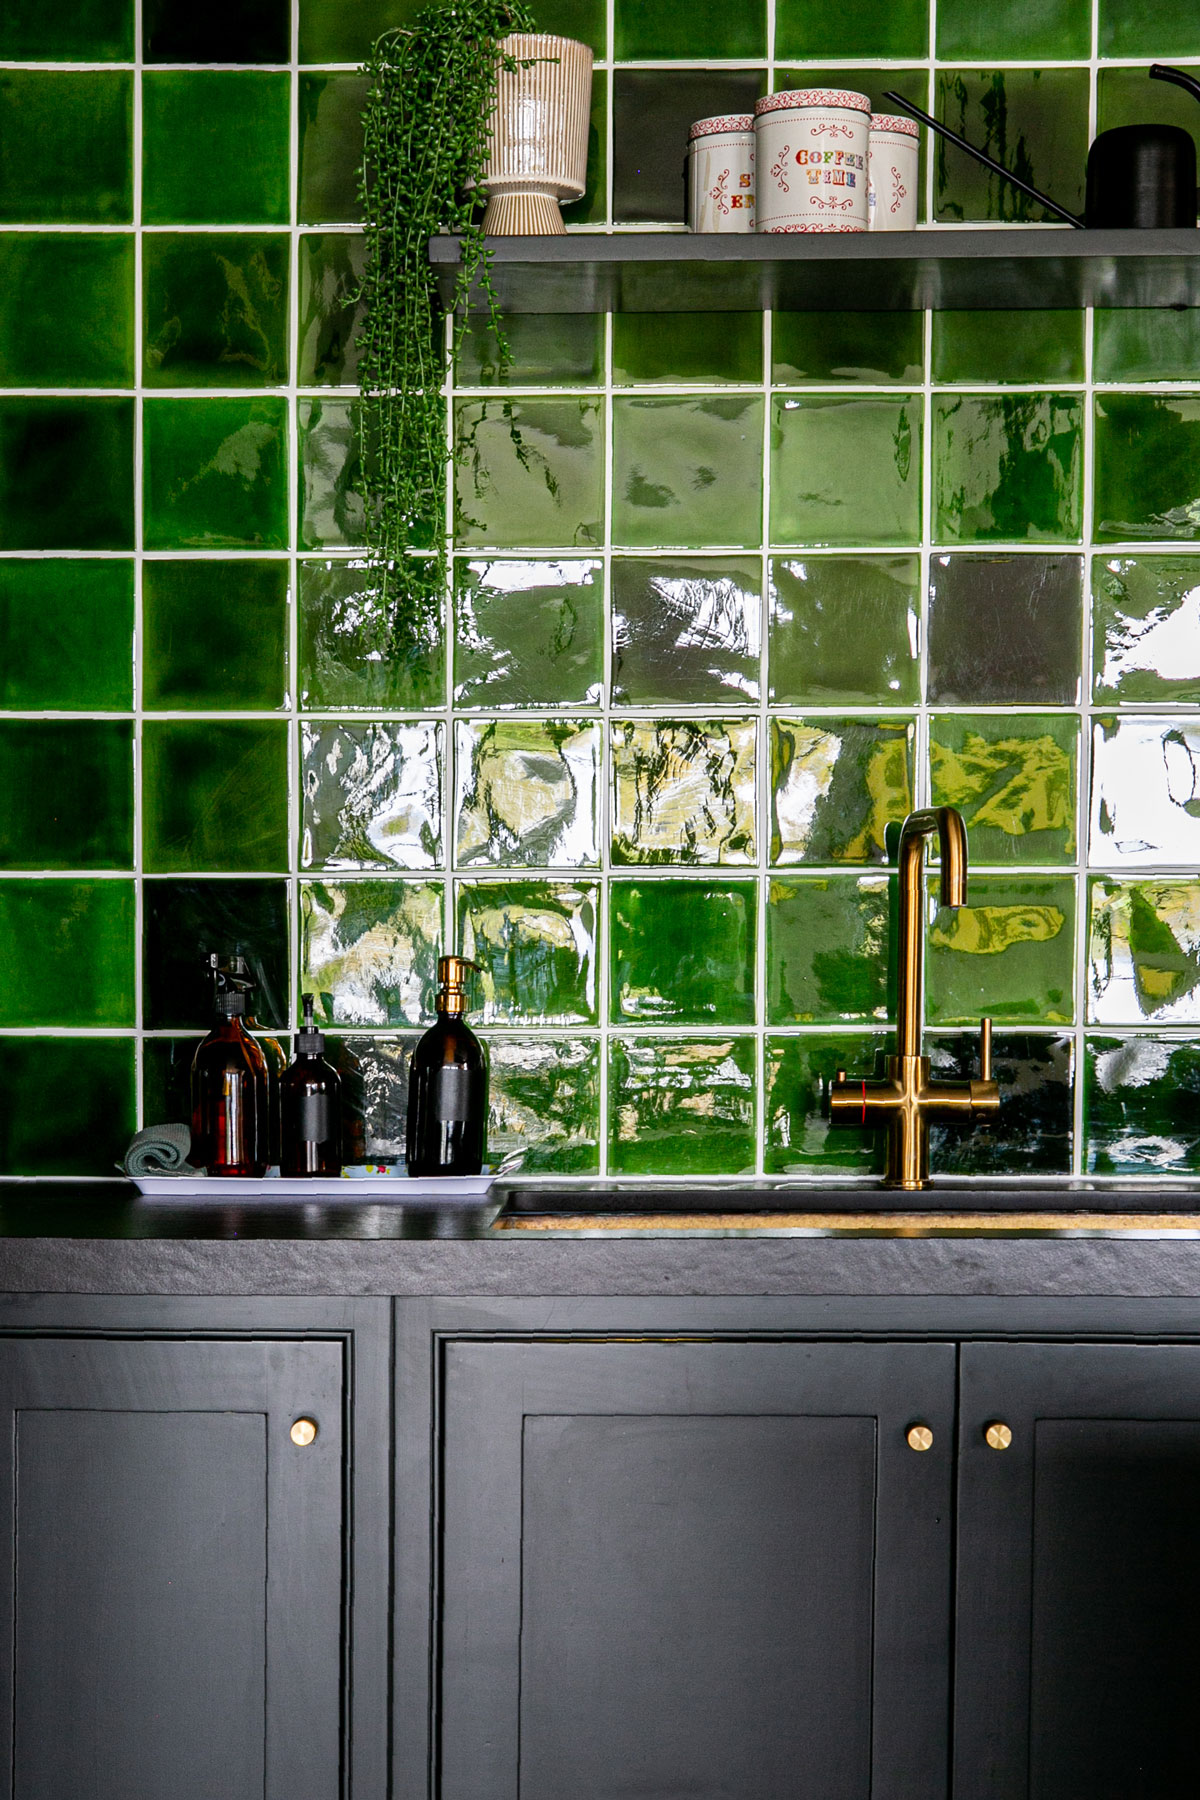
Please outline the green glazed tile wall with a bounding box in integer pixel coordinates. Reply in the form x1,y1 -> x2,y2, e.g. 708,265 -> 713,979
4,3 -> 1200,1180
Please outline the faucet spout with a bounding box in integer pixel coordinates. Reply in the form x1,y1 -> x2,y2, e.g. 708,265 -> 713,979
896,806 -> 967,1061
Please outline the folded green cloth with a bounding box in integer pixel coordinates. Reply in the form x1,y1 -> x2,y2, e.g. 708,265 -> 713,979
122,1123 -> 198,1178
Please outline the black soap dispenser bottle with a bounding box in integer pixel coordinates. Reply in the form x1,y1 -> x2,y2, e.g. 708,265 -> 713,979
190,959 -> 269,1178
280,995 -> 343,1178
406,956 -> 488,1177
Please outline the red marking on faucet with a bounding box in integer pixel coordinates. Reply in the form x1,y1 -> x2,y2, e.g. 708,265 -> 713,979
861,1079 -> 867,1124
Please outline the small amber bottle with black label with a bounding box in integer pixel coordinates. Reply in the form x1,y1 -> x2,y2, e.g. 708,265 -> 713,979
280,994 -> 343,1177
406,957 -> 488,1177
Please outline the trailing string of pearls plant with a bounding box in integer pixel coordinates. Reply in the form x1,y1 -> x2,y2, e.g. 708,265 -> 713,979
355,0 -> 537,660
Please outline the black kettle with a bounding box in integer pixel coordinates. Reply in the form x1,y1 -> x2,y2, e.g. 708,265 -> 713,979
884,64 -> 1200,229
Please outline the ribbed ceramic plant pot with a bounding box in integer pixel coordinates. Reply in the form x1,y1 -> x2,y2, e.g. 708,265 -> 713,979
480,33 -> 594,235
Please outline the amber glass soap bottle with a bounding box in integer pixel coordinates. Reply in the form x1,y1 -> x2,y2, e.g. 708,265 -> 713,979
406,957 -> 488,1177
190,963 -> 269,1177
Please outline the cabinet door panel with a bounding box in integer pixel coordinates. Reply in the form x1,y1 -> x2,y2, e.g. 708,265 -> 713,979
0,1338 -> 343,1800
956,1343 -> 1200,1800
439,1339 -> 955,1800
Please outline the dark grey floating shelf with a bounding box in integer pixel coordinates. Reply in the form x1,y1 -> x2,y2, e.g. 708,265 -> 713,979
429,227 -> 1200,314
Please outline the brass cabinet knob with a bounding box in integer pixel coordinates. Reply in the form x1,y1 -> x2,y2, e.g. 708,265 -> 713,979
290,1417 -> 318,1447
984,1421 -> 1013,1450
906,1423 -> 934,1452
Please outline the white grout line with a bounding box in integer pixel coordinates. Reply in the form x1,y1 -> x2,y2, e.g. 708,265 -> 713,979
131,0 -> 145,1128
286,0 -> 302,1038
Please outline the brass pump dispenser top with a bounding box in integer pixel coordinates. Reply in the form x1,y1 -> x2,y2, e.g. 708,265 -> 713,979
435,956 -> 479,1016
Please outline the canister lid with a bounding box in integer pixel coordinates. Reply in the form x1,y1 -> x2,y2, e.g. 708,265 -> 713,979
869,112 -> 920,137
755,88 -> 871,118
689,113 -> 755,140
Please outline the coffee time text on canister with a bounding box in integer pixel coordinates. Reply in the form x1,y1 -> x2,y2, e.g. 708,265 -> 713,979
753,88 -> 871,232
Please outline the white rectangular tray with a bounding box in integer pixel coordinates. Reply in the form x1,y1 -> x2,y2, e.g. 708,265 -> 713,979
132,1174 -> 496,1204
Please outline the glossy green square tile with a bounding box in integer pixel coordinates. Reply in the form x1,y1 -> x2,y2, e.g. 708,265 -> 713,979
765,1033 -> 888,1174
609,1036 -> 756,1175
936,0 -> 1088,59
0,71 -> 131,224
928,553 -> 1082,704
142,721 -> 288,874
930,714 -> 1078,866
768,556 -> 920,706
611,720 -> 756,866
612,396 -> 763,550
611,557 -> 761,705
770,717 -> 914,867
0,721 -> 132,870
301,878 -> 443,1026
613,71 -> 764,224
0,561 -> 133,711
775,0 -> 925,57
143,877 -> 288,1029
1093,311 -> 1200,383
570,76 -> 607,227
615,0 -> 763,57
456,314 -> 604,388
934,70 -> 1088,224
610,879 -> 757,1026
0,399 -> 133,551
457,880 -> 598,1024
144,398 -> 288,551
1092,557 -> 1200,703
456,719 -> 601,868
1090,717 -> 1200,870
932,312 -> 1084,384
0,234 -> 134,388
928,1032 -> 1073,1174
925,873 -> 1076,1025
455,399 -> 603,550
144,0 -> 288,62
485,1037 -> 601,1174
298,74 -> 367,225
1089,879 -> 1200,1026
454,559 -> 602,709
0,881 -> 134,1028
0,1038 -> 134,1177
299,234 -> 366,388
142,1037 -> 202,1132
306,1035 -> 413,1163
1094,395 -> 1200,544
144,234 -> 289,388
298,558 -> 444,710
299,399 -> 367,550
143,73 -> 290,225
1099,0 -> 1200,57
772,312 -> 923,386
0,0 -> 132,59
1085,1037 -> 1200,1173
613,314 -> 762,386
933,394 -> 1083,544
767,876 -> 889,1024
143,561 -> 287,712
302,721 -> 443,871
771,397 -> 922,549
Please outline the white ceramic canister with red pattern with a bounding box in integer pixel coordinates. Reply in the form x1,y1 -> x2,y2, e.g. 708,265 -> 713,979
753,88 -> 870,232
868,112 -> 919,230
688,114 -> 755,232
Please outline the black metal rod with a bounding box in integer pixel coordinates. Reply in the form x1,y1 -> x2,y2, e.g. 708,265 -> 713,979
1150,63 -> 1200,107
881,90 -> 1085,228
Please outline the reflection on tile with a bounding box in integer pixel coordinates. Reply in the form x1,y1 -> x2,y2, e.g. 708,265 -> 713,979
611,719 -> 756,866
771,312 -> 923,385
930,714 -> 1078,865
612,313 -> 762,386
301,879 -> 442,1026
454,559 -> 603,709
142,876 -> 288,1029
1092,557 -> 1200,704
455,398 -> 603,550
928,1032 -> 1073,1173
302,721 -> 443,871
0,233 -> 134,388
298,558 -> 443,711
323,1034 -> 416,1163
772,396 -> 922,548
0,880 -> 134,1028
1094,395 -> 1200,543
0,1038 -> 134,1177
457,881 -> 598,1023
611,557 -> 761,704
765,1033 -> 888,1174
0,720 -> 132,871
933,394 -> 1083,543
142,1036 -> 202,1132
297,73 -> 367,224
142,72 -> 290,225
610,879 -> 756,1025
0,70 -> 132,225
1085,1036 -> 1200,1173
612,396 -> 763,550
143,396 -> 287,550
457,314 -> 604,387
485,1037 -> 601,1173
767,876 -> 890,1023
0,398 -> 134,551
768,556 -> 920,705
933,68 -> 1088,223
928,552 -> 1082,704
932,311 -> 1084,384
609,1036 -> 756,1174
298,234 -> 361,386
456,719 -> 600,868
613,70 -> 764,224
142,720 -> 288,873
143,560 -> 288,711
298,397 -> 365,550
1090,717 -> 1200,869
925,873 -> 1075,1024
0,560 -> 133,711
1089,879 -> 1200,1025
770,717 -> 913,867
